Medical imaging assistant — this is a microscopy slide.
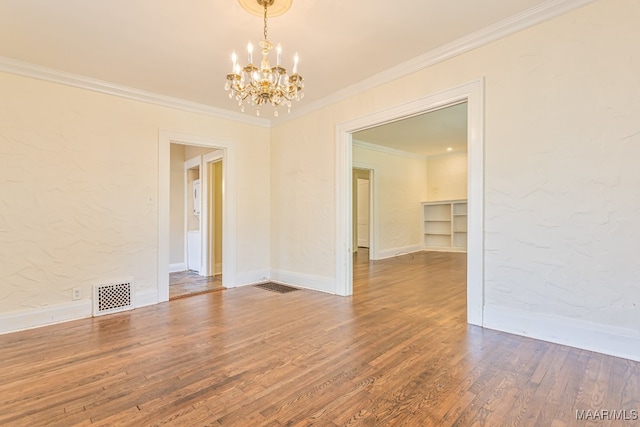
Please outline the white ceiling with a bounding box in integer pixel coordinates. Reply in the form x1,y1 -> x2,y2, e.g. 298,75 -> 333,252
354,102 -> 468,157
0,0 -> 557,117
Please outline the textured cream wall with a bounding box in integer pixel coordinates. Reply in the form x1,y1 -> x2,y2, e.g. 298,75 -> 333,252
426,152 -> 468,201
270,0 -> 640,334
169,144 -> 185,264
0,72 -> 270,314
353,144 -> 427,254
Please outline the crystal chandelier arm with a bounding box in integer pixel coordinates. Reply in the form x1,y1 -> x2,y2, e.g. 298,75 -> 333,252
225,0 -> 304,116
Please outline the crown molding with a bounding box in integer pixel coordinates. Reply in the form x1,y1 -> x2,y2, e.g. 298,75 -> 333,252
353,140 -> 428,160
0,56 -> 271,128
0,0 -> 596,129
354,139 -> 468,159
273,0 -> 597,126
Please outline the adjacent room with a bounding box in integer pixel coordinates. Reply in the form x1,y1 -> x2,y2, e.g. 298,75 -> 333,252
168,143 -> 225,299
1,0 -> 639,425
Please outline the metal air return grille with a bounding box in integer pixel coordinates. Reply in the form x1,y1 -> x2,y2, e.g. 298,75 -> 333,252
255,282 -> 299,294
93,281 -> 134,316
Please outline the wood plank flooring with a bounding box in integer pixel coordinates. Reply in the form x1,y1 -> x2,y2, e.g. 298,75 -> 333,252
169,271 -> 224,300
1,250 -> 639,426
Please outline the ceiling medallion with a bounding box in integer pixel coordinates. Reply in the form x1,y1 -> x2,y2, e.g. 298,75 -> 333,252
225,0 -> 304,116
237,0 -> 292,18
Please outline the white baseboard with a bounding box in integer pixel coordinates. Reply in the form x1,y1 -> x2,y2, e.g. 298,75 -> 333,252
0,290 -> 160,335
0,300 -> 92,335
270,269 -> 336,294
233,269 -> 270,287
376,244 -> 423,260
135,290 -> 158,308
483,305 -> 640,362
169,263 -> 187,273
423,246 -> 467,253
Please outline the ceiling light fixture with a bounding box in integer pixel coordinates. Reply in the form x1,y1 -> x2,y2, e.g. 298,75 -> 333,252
226,0 -> 304,117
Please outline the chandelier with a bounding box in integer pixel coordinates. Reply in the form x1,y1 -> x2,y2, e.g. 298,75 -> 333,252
225,0 -> 304,117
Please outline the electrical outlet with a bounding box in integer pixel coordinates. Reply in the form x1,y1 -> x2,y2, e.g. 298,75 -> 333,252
72,287 -> 81,300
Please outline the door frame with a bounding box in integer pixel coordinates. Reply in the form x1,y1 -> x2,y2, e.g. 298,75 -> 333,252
201,151 -> 224,277
335,79 -> 484,326
158,130 -> 237,303
353,166 -> 376,260
355,172 -> 371,250
183,156 -> 201,273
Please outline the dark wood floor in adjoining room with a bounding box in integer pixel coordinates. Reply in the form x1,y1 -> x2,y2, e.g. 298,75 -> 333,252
1,251 -> 639,426
169,270 -> 224,300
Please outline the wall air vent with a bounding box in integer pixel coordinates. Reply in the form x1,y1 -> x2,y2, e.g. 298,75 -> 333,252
93,281 -> 134,316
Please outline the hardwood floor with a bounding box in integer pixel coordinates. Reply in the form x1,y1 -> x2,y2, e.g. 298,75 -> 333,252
169,271 -> 224,300
1,251 -> 638,426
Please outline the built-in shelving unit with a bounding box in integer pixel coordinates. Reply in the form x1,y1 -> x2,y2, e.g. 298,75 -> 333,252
422,199 -> 467,252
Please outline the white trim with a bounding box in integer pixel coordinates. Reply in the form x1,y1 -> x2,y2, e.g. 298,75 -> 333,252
0,301 -> 92,335
336,79 -> 484,325
269,270 -> 336,295
169,263 -> 187,273
274,0 -> 596,126
466,81 -> 485,326
353,140 -> 428,160
335,128 -> 353,297
184,156 -> 201,170
423,247 -> 467,254
159,130 -> 238,303
235,269 -> 271,286
0,290 -> 161,335
135,290 -> 158,308
484,305 -> 640,363
0,1 -> 593,131
376,245 -> 424,261
0,56 -> 270,128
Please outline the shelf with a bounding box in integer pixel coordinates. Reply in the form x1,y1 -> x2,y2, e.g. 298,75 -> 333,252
424,204 -> 451,223
452,202 -> 467,216
452,215 -> 467,234
452,232 -> 467,249
424,220 -> 451,235
422,199 -> 467,253
424,234 -> 451,248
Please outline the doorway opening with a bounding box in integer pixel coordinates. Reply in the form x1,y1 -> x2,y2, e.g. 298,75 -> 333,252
353,168 -> 372,257
167,146 -> 225,300
158,131 -> 238,303
335,79 -> 484,326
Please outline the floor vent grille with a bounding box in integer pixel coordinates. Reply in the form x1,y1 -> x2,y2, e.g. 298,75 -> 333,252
255,282 -> 300,294
93,281 -> 134,316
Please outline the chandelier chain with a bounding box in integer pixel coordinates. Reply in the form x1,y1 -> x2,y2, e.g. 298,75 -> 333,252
263,2 -> 268,41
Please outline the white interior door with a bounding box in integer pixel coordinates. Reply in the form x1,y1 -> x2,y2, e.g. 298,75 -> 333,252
357,178 -> 370,248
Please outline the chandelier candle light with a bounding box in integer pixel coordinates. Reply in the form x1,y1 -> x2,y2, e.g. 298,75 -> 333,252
225,0 -> 304,116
